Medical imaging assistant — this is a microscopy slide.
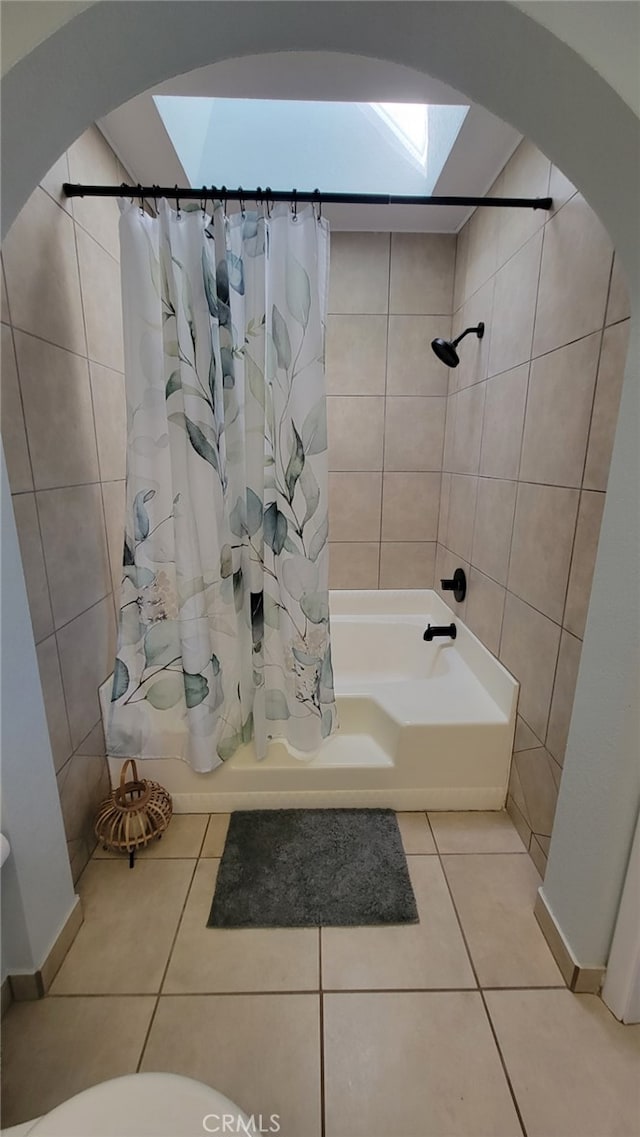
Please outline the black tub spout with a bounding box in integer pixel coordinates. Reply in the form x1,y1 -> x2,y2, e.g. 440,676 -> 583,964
423,623 -> 457,642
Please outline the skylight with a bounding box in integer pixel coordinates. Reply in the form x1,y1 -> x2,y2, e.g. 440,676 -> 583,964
154,97 -> 468,197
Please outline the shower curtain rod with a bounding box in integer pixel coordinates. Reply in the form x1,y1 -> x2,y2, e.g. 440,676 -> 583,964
62,183 -> 553,210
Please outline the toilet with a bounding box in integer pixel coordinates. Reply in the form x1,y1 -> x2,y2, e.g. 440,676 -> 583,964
1,1072 -> 251,1136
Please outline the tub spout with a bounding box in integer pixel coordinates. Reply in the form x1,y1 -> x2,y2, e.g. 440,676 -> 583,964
423,623 -> 457,642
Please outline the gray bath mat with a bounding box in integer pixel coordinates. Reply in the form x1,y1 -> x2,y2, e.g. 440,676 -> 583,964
207,808 -> 419,928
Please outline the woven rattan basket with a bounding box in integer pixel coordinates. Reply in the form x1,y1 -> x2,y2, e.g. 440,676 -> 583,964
94,759 -> 172,867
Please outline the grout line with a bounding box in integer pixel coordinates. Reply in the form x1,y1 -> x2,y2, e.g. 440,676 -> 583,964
434,838 -> 529,1137
137,857 -> 200,1072
44,982 -> 565,999
319,930 -> 326,1137
377,234 -> 392,589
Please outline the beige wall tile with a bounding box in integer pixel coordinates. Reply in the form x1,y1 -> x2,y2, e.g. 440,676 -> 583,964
450,277 -> 494,393
37,484 -> 111,628
547,163 -> 577,215
464,198 -> 500,301
472,477 -> 517,586
514,716 -> 542,751
381,472 -> 440,541
1,324 -> 33,492
329,542 -> 379,589
328,232 -> 389,314
528,835 -> 549,879
14,331 -> 100,490
437,472 -> 451,543
452,218 -> 469,312
533,194 -> 613,357
464,568 -> 506,656
101,480 -> 126,598
506,792 -> 533,849
56,752 -> 109,860
508,483 -> 579,623
379,541 -> 436,588
435,544 -> 469,621
564,490 -> 605,638
497,140 -> 550,267
606,253 -> 631,325
446,474 -> 477,561
389,233 -> 455,315
479,363 -> 528,479
0,996 -> 155,1129
442,853 -> 562,986
11,492 -> 54,642
3,187 -> 86,356
386,314 -> 449,396
324,990 -> 520,1137
546,630 -> 582,765
39,150 -> 73,214
442,390 -> 457,471
326,314 -> 387,396
514,747 -> 559,837
485,989 -> 640,1137
1,256 -> 10,322
583,319 -> 629,490
36,635 -> 73,772
488,231 -> 542,377
520,333 -> 600,487
67,126 -> 120,259
500,593 -> 561,740
89,362 -> 126,481
56,596 -> 116,749
384,396 -> 446,472
327,396 -> 384,470
76,228 -> 124,371
451,381 -> 485,474
328,471 -> 382,541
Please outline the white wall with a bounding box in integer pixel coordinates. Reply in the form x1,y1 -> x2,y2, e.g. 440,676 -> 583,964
1,0 -> 639,972
1,450 -> 76,980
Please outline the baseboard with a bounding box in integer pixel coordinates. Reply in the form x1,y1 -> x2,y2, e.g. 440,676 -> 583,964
534,888 -> 605,993
9,896 -> 83,1002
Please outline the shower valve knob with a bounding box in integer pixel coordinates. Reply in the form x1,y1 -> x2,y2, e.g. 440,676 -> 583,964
440,567 -> 467,603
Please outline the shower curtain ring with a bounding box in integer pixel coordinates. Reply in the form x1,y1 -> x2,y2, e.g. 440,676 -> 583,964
313,189 -> 322,222
153,185 -> 159,215
291,189 -> 298,220
265,188 -> 272,218
174,185 -> 181,218
239,187 -> 246,216
200,186 -> 207,218
137,184 -> 144,216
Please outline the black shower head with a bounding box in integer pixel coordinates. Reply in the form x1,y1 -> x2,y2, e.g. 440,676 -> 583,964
431,322 -> 485,368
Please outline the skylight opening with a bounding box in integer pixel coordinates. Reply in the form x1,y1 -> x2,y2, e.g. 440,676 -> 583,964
369,103 -> 429,169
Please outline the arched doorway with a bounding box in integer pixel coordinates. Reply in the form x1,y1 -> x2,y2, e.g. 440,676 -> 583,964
2,0 -> 638,978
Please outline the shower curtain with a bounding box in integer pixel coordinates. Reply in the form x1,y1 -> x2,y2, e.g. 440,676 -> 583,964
106,200 -> 337,772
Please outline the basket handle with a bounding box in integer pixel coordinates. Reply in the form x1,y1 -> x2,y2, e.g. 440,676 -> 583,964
119,758 -> 140,791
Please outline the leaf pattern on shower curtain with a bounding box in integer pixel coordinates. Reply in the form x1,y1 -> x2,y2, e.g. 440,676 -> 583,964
106,201 -> 337,772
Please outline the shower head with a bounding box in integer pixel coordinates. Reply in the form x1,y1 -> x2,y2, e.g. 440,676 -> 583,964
431,322 -> 485,368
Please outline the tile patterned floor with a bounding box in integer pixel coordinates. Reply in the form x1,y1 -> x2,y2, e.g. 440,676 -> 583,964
2,811 -> 640,1136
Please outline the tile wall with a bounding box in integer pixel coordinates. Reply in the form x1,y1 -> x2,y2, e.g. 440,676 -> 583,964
326,232 -> 455,588
1,128 -> 127,882
437,139 -> 631,873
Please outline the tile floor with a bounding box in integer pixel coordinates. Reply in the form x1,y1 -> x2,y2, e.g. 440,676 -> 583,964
3,811 -> 640,1136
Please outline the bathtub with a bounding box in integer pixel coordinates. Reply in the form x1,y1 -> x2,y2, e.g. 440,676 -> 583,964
104,590 -> 518,812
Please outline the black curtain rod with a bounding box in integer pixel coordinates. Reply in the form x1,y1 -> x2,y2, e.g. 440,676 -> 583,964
62,183 -> 552,210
